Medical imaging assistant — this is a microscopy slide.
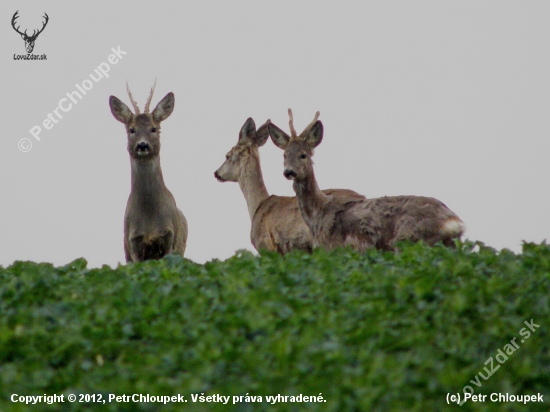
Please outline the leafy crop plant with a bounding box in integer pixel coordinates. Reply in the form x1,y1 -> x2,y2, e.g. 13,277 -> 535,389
0,241 -> 548,411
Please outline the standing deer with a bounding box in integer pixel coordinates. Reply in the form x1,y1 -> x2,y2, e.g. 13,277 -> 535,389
11,11 -> 49,53
214,117 -> 364,254
268,109 -> 465,251
109,81 -> 188,262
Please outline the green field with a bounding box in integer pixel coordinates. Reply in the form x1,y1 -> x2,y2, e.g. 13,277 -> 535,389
0,241 -> 548,411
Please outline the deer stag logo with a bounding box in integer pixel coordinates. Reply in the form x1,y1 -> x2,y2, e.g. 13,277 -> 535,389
11,11 -> 49,54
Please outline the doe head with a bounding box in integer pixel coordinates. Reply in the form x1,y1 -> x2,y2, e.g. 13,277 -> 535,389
214,117 -> 270,182
109,81 -> 174,160
268,109 -> 323,181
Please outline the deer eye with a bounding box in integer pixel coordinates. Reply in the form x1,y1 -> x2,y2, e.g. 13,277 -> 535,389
151,127 -> 157,133
300,153 -> 307,159
129,128 -> 135,134
283,154 -> 286,159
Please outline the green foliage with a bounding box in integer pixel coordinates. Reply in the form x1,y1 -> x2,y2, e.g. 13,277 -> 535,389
0,241 -> 549,411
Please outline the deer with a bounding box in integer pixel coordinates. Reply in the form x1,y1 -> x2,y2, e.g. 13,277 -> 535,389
214,117 -> 365,254
268,109 -> 465,252
11,11 -> 49,54
109,81 -> 188,262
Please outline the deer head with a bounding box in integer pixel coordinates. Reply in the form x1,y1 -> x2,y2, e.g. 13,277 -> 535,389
214,118 -> 270,182
268,109 -> 322,181
12,11 -> 49,54
109,80 -> 175,160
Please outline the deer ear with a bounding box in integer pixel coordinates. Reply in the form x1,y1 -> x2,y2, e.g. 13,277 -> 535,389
109,96 -> 133,124
268,123 -> 290,150
238,118 -> 256,145
305,121 -> 323,148
152,92 -> 175,122
254,119 -> 271,147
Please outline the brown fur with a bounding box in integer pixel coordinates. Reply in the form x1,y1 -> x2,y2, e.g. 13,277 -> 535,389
109,88 -> 187,262
268,116 -> 465,252
214,118 -> 365,254
252,189 -> 366,253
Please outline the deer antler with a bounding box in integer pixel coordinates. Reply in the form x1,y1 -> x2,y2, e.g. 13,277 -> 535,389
30,13 -> 49,39
11,11 -> 26,37
144,79 -> 157,114
288,108 -> 298,137
126,81 -> 140,114
11,11 -> 49,39
304,111 -> 320,133
306,110 -> 321,129
288,109 -> 320,137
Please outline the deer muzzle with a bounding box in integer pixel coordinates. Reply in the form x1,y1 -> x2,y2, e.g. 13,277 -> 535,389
25,41 -> 35,53
136,142 -> 150,155
214,171 -> 225,182
283,169 -> 297,179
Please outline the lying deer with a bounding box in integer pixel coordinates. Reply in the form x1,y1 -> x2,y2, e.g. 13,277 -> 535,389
268,109 -> 465,251
109,81 -> 188,262
214,117 -> 365,254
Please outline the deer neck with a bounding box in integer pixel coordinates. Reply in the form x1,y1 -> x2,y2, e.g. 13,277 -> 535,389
130,156 -> 168,203
238,149 -> 270,220
293,169 -> 327,225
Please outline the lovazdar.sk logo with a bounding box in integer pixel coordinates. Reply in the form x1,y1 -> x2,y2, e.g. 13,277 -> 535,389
11,10 -> 49,60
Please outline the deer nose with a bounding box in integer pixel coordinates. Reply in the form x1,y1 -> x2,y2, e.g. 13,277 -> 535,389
283,169 -> 296,179
136,142 -> 150,152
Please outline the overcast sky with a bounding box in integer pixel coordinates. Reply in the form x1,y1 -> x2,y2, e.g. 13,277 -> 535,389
2,1 -> 549,268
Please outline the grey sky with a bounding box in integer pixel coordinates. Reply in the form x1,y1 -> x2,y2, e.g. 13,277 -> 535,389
2,1 -> 549,267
